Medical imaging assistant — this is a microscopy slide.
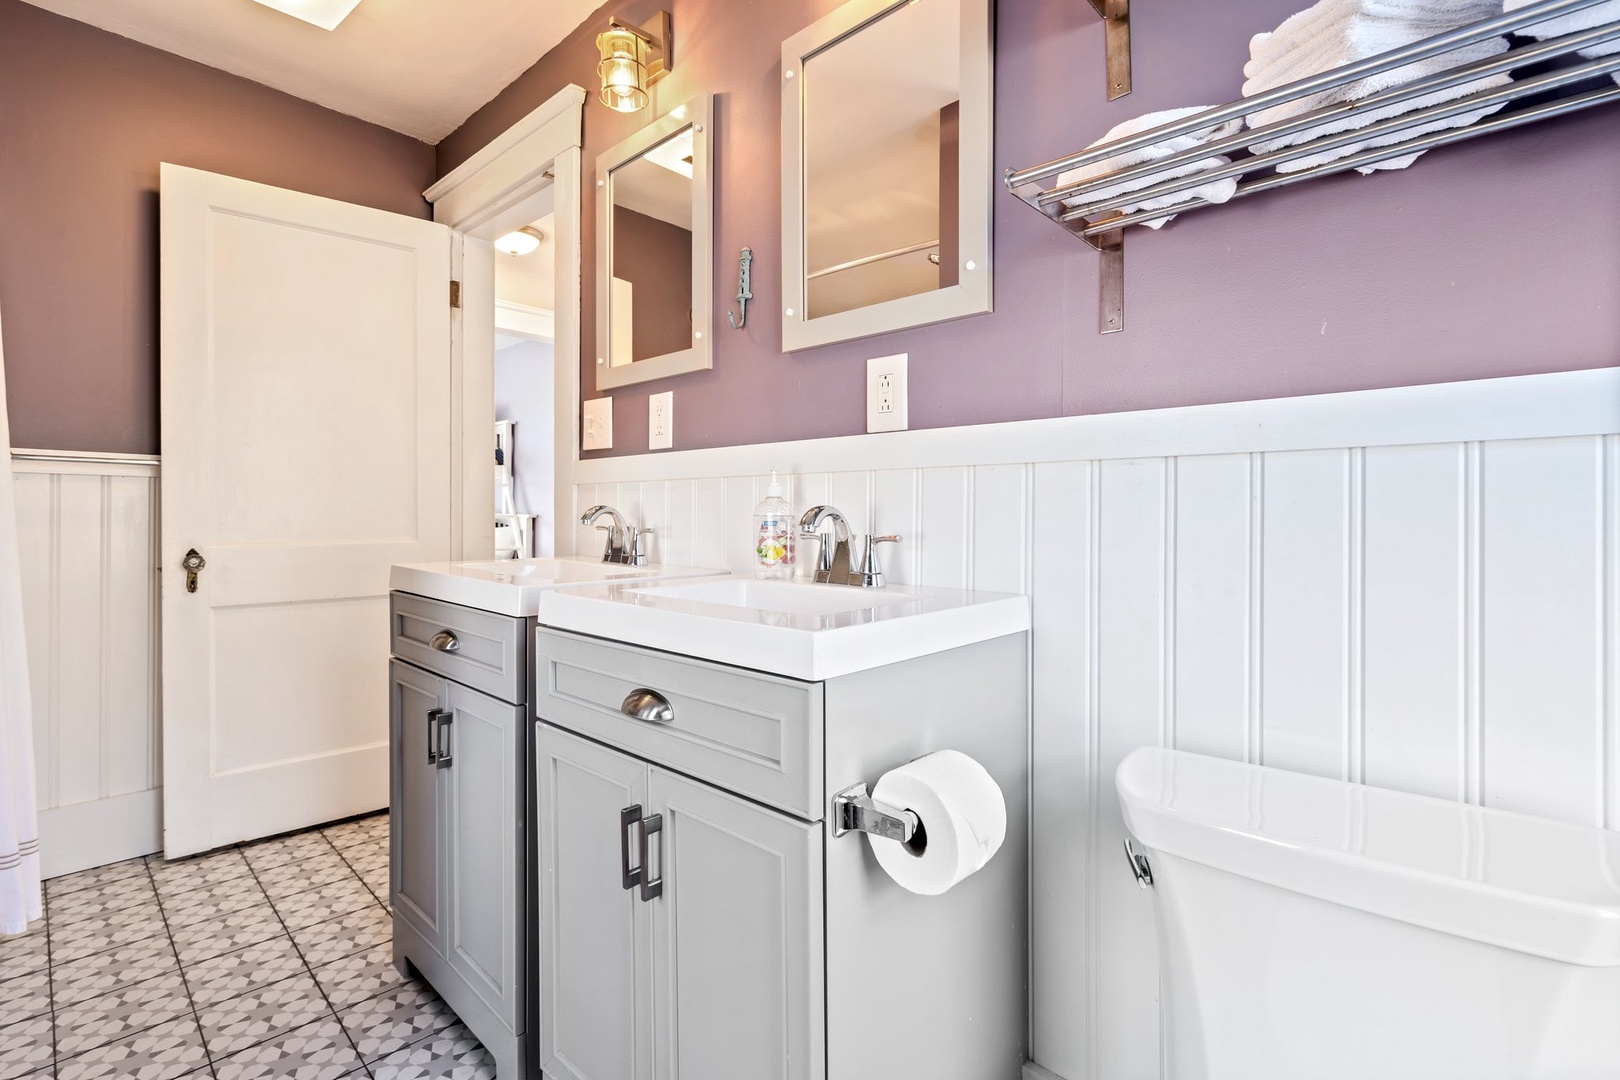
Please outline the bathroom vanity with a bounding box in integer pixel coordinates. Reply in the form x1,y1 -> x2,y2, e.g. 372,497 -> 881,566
388,556 -> 1031,1080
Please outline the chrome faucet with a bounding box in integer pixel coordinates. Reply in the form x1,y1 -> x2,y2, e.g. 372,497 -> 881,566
580,504 -> 652,565
799,505 -> 900,587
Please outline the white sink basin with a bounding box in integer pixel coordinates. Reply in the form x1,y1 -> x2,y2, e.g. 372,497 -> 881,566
390,557 -> 726,617
631,578 -> 919,617
536,574 -> 1030,680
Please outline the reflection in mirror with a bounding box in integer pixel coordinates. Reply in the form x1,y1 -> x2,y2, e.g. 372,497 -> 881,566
782,0 -> 990,352
804,0 -> 960,320
596,94 -> 713,391
609,127 -> 694,365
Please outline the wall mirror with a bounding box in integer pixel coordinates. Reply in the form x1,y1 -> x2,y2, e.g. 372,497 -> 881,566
782,0 -> 992,352
596,93 -> 713,390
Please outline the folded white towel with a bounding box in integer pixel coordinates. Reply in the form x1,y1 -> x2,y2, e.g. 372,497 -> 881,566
1055,108 -> 1245,228
1504,0 -> 1620,57
1242,0 -> 1510,174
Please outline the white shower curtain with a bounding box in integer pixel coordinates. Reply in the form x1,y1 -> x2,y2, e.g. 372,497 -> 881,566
0,305 -> 42,935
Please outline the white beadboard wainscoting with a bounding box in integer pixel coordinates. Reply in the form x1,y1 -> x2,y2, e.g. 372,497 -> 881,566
11,451 -> 162,879
567,369 -> 1620,1080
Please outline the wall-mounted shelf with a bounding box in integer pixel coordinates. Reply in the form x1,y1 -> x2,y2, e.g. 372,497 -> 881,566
1007,0 -> 1620,333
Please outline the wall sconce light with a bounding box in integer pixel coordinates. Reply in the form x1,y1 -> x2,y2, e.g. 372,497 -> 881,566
596,11 -> 672,113
494,226 -> 547,256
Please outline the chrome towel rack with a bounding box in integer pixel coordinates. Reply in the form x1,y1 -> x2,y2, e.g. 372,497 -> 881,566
1006,0 -> 1620,333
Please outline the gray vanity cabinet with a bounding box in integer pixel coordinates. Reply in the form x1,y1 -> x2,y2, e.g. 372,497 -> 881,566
537,724 -> 824,1080
388,593 -> 529,1080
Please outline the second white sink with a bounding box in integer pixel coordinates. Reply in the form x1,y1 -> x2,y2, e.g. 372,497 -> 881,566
631,578 -> 918,617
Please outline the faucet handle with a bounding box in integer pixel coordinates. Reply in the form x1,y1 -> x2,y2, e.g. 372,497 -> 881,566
630,527 -> 654,566
856,534 -> 902,588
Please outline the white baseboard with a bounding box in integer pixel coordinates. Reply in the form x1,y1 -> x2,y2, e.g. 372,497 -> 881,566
38,788 -> 162,879
1024,1062 -> 1070,1080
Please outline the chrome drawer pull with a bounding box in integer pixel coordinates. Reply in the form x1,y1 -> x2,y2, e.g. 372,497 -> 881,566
621,688 -> 674,724
428,630 -> 459,653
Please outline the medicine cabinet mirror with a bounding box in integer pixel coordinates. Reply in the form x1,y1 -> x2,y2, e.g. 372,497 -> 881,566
596,93 -> 714,390
781,0 -> 992,352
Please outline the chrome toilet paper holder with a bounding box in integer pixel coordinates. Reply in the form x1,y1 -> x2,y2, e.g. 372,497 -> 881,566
831,782 -> 918,844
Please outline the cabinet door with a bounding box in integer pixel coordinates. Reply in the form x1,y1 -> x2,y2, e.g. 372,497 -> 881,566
442,681 -> 526,1030
537,723 -> 653,1080
390,660 -> 446,951
649,768 -> 824,1080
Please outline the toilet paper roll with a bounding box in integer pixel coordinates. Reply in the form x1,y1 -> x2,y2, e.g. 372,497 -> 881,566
868,750 -> 1006,896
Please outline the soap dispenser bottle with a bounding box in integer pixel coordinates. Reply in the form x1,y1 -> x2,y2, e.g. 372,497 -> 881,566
752,471 -> 796,580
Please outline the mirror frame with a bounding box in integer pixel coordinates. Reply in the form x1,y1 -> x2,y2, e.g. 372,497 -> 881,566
595,92 -> 714,390
781,0 -> 993,353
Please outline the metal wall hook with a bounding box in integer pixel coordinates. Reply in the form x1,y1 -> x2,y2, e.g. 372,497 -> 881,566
726,246 -> 753,329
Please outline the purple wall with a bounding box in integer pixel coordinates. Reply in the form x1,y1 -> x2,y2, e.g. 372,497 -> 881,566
615,207 -> 694,362
445,0 -> 1620,458
0,0 -> 435,455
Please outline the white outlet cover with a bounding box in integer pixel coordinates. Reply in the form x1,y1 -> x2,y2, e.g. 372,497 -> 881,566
648,391 -> 674,450
582,397 -> 613,451
866,353 -> 909,433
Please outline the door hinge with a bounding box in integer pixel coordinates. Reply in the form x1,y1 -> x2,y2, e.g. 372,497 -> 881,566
450,280 -> 462,309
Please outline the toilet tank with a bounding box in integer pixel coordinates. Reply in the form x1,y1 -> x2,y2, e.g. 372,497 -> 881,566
1116,748 -> 1620,1080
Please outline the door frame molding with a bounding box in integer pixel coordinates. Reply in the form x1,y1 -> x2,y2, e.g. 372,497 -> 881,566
425,85 -> 586,559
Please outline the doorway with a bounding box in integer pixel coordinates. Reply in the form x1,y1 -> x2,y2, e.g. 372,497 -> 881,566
493,212 -> 557,559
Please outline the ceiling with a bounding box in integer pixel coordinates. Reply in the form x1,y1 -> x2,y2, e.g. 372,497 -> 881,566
20,0 -> 602,142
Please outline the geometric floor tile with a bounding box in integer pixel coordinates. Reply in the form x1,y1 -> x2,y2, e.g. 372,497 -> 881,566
270,877 -> 378,932
196,970 -> 333,1057
49,904 -> 170,965
337,983 -> 458,1063
290,906 -> 392,969
370,1024 -> 495,1080
185,936 -> 308,1011
311,943 -> 410,1010
0,921 -> 50,983
25,812 -> 498,1080
45,857 -> 148,899
158,875 -> 269,930
213,1016 -> 361,1080
47,873 -> 159,929
53,972 -> 192,1058
50,936 -> 180,1009
55,1014 -> 210,1080
0,966 -> 52,1024
146,849 -> 253,902
254,854 -> 353,901
322,814 -> 388,851
169,904 -> 285,967
0,1011 -> 54,1080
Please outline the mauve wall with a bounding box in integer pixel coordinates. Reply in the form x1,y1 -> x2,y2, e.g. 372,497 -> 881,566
446,0 -> 1620,459
0,0 -> 436,455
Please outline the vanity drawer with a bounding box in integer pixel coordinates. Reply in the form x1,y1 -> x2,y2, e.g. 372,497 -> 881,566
391,592 -> 527,705
535,629 -> 823,820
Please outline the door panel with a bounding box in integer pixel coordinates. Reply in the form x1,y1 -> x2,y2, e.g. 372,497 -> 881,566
537,724 -> 652,1080
390,660 -> 445,949
444,682 -> 525,1029
649,769 -> 824,1080
160,163 -> 452,856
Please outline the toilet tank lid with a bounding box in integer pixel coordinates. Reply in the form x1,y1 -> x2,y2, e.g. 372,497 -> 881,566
1116,747 -> 1620,967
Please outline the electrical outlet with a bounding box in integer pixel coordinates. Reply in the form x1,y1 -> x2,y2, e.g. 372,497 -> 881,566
866,353 -> 908,433
648,391 -> 674,450
582,397 -> 613,451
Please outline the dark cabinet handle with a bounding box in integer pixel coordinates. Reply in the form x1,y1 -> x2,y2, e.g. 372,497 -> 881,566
435,709 -> 453,769
620,805 -> 643,890
427,709 -> 446,765
638,813 -> 663,902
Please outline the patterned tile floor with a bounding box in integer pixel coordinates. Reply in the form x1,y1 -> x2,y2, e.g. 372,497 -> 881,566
0,813 -> 498,1080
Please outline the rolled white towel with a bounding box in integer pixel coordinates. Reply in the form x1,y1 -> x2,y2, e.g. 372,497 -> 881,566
1503,0 -> 1620,57
1055,108 -> 1245,228
1246,0 -> 1503,76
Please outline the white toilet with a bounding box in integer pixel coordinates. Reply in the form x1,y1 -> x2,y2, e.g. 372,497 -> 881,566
1116,747 -> 1620,1080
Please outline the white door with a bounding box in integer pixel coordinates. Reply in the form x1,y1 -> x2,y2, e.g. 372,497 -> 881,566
160,163 -> 453,858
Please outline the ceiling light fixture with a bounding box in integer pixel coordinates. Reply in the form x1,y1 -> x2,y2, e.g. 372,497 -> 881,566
247,0 -> 364,31
494,226 -> 547,257
596,11 -> 673,114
